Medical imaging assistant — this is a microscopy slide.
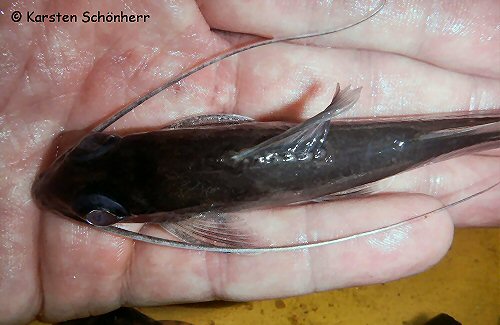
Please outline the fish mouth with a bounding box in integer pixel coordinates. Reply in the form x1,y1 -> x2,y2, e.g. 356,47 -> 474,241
31,170 -> 50,211
31,160 -> 77,221
31,183 -> 72,220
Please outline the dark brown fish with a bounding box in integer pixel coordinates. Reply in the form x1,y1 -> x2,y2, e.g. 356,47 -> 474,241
29,0 -> 500,253
32,85 -> 500,251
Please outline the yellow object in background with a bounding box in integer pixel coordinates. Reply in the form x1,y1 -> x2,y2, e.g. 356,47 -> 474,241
142,228 -> 500,324
32,228 -> 499,324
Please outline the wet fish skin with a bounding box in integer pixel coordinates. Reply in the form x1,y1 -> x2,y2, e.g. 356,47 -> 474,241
32,113 -> 500,225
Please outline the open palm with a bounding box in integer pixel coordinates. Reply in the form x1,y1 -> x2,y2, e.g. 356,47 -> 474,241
1,0 -> 499,323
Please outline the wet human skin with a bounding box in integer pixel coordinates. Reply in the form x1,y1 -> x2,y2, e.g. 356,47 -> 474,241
0,0 -> 499,323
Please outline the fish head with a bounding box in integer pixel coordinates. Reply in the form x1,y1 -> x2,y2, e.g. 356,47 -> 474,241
32,132 -> 130,226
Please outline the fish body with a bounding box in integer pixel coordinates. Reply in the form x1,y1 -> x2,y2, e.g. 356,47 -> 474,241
32,88 -> 500,227
29,0 -> 500,251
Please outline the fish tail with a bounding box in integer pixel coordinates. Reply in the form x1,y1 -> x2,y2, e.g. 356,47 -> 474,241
468,120 -> 500,140
417,116 -> 500,160
446,120 -> 499,141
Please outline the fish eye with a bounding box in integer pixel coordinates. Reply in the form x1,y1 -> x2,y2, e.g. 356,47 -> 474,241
71,133 -> 121,162
73,193 -> 128,225
85,210 -> 122,226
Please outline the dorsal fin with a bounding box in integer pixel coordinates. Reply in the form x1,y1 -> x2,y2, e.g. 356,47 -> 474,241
231,85 -> 361,163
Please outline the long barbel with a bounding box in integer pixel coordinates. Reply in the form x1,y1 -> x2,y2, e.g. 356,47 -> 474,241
92,0 -> 386,132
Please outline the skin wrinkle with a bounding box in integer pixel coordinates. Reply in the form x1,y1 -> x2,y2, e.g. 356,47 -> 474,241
468,76 -> 480,111
119,240 -> 138,306
25,58 -> 69,130
116,48 -> 172,124
367,49 -> 380,113
117,239 -> 135,306
110,32 -> 222,129
2,50 -> 32,113
0,140 -> 42,324
37,211 -> 49,321
213,42 -> 239,114
204,53 -> 223,114
72,23 -> 185,130
69,50 -> 132,129
302,205 -> 318,294
2,122 -> 57,171
201,251 -> 217,300
208,251 -> 227,300
410,1 -> 428,63
198,34 -> 235,114
371,45 -> 495,111
37,26 -> 55,84
118,224 -> 155,306
230,35 -> 244,115
128,47 -> 159,85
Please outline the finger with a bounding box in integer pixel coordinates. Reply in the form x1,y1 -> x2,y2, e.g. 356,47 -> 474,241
197,0 -> 500,78
0,119 -> 48,324
39,194 -> 453,322
0,173 -> 41,324
226,41 -> 500,117
39,213 -> 134,321
124,194 -> 453,305
383,155 -> 500,226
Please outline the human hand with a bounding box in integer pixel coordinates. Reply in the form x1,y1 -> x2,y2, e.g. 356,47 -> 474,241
0,0 -> 499,323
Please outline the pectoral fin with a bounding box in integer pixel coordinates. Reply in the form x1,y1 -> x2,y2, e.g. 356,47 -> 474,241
231,84 -> 361,163
310,182 -> 381,203
160,212 -> 259,248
